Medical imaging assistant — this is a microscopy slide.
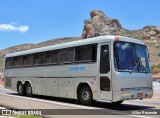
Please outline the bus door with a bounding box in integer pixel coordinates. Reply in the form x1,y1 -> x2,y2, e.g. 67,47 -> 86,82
99,43 -> 112,100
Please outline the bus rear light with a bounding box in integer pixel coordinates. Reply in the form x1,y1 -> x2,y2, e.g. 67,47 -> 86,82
121,88 -> 125,91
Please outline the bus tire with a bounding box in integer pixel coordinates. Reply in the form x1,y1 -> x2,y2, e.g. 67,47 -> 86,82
78,85 -> 93,105
17,82 -> 25,96
25,83 -> 32,97
112,100 -> 123,105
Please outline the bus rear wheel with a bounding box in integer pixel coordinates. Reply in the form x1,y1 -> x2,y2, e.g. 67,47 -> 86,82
78,85 -> 93,105
17,82 -> 25,96
25,83 -> 32,97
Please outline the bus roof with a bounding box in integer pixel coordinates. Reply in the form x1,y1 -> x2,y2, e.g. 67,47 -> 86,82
5,35 -> 144,58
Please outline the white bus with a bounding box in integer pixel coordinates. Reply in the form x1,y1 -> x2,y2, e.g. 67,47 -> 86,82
4,35 -> 153,105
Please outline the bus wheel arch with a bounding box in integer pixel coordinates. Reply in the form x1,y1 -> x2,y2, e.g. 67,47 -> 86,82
77,83 -> 93,105
17,81 -> 25,96
24,81 -> 33,97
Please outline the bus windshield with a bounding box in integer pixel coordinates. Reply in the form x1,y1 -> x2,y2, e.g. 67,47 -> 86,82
114,41 -> 151,73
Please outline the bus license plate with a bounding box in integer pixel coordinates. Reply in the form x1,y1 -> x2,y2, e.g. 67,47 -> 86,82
137,93 -> 143,97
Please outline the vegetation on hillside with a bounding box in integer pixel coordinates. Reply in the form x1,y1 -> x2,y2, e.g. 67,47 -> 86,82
151,64 -> 160,74
0,59 -> 4,70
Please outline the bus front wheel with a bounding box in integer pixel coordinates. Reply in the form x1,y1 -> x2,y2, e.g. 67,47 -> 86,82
78,85 -> 93,105
25,83 -> 32,97
17,82 -> 25,96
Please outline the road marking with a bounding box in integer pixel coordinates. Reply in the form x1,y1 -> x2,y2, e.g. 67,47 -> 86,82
130,115 -> 152,118
0,93 -> 100,109
0,93 -> 155,118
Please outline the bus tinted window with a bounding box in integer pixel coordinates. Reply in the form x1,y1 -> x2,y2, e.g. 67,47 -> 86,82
100,45 -> 110,73
75,44 -> 97,62
33,53 -> 45,65
58,48 -> 74,64
23,55 -> 34,66
45,51 -> 58,64
13,56 -> 23,67
100,77 -> 110,91
5,58 -> 13,68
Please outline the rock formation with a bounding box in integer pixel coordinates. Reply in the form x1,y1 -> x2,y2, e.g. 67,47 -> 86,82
82,10 -> 123,39
81,10 -> 160,67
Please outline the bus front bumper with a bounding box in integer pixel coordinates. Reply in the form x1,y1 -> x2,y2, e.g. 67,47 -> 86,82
114,89 -> 153,101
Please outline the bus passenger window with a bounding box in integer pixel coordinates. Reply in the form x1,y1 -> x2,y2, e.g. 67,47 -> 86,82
5,58 -> 13,68
33,53 -> 45,65
13,56 -> 23,67
75,44 -> 97,62
23,55 -> 34,66
45,51 -> 58,65
58,48 -> 74,64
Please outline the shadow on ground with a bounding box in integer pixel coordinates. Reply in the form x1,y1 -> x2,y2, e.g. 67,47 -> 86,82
8,92 -> 155,112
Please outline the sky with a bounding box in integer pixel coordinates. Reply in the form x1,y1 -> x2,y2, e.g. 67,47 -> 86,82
0,0 -> 160,50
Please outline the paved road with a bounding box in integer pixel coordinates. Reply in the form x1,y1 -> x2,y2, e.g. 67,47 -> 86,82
0,86 -> 160,118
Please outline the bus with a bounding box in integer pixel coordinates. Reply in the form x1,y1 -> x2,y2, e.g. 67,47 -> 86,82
4,35 -> 153,105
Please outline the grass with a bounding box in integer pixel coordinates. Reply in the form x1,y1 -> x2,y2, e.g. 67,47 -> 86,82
16,115 -> 43,118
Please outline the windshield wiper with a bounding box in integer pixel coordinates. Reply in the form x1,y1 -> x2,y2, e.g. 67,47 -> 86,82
129,62 -> 139,73
129,57 -> 148,74
140,64 -> 148,74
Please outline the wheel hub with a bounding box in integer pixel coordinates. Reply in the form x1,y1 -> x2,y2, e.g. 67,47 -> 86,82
27,86 -> 31,93
19,85 -> 23,93
82,90 -> 90,100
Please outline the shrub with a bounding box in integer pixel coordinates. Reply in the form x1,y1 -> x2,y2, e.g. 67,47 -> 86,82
152,67 -> 160,74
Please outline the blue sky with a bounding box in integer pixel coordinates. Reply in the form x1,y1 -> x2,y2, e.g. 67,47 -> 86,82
0,0 -> 160,50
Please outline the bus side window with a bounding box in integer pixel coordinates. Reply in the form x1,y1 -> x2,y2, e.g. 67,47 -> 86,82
75,44 -> 97,62
13,56 -> 23,67
23,55 -> 34,67
100,45 -> 110,74
5,58 -> 13,68
45,51 -> 58,65
33,53 -> 45,66
58,48 -> 74,64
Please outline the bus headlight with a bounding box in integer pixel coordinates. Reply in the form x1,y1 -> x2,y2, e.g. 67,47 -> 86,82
122,92 -> 131,98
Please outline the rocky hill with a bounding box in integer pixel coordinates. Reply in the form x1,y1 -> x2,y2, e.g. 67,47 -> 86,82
0,37 -> 80,58
82,10 -> 160,69
0,10 -> 160,73
0,44 -> 35,58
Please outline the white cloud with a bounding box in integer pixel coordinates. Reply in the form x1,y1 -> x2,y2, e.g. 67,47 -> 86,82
0,23 -> 29,33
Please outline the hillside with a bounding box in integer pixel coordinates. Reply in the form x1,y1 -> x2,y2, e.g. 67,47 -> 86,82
0,37 -> 80,57
0,10 -> 160,73
0,37 -> 80,70
81,10 -> 160,73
